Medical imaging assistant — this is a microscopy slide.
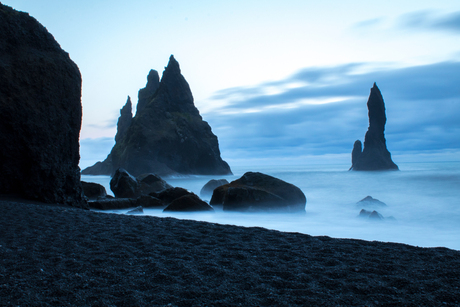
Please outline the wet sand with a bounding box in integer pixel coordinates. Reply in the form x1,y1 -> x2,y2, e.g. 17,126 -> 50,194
1,199 -> 459,306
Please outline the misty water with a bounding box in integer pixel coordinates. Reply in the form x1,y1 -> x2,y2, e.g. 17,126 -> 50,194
82,162 -> 460,251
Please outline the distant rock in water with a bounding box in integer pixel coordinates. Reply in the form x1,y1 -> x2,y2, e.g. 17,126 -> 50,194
350,83 -> 398,171
82,55 -> 232,177
0,4 -> 85,207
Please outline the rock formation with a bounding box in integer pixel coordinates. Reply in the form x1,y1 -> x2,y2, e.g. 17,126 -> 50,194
200,179 -> 229,199
0,4 -> 85,207
115,96 -> 133,143
350,83 -> 398,171
210,172 -> 306,212
82,55 -> 232,177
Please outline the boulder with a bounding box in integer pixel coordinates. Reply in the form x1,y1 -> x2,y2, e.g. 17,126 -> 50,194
110,169 -> 138,198
82,55 -> 232,177
350,83 -> 398,171
150,187 -> 193,205
81,181 -> 107,200
127,206 -> 144,215
200,179 -> 229,199
136,195 -> 164,208
163,194 -> 214,212
88,198 -> 136,210
0,4 -> 85,208
357,196 -> 387,208
210,172 -> 306,212
109,168 -> 171,198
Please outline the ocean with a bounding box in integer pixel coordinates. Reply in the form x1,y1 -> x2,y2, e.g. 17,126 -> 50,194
81,162 -> 460,251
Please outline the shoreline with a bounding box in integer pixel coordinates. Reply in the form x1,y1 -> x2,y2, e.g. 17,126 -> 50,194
1,199 -> 459,306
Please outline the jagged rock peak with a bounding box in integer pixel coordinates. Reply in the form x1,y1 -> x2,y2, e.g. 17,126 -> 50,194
350,83 -> 398,171
136,70 -> 159,115
115,96 -> 133,143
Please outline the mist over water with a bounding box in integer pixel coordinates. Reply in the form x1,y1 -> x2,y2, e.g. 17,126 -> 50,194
83,162 -> 460,251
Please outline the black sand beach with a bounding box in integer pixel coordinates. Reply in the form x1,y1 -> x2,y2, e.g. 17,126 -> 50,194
1,200 -> 459,306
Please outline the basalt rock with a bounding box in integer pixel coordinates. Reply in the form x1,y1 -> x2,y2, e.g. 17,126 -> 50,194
200,179 -> 229,199
350,83 -> 398,171
210,172 -> 306,212
163,194 -> 214,212
115,96 -> 133,143
0,4 -> 85,208
81,182 -> 107,200
82,55 -> 232,177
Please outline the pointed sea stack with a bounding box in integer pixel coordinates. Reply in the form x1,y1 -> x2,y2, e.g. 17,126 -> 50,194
350,83 -> 398,171
115,96 -> 133,143
82,55 -> 232,177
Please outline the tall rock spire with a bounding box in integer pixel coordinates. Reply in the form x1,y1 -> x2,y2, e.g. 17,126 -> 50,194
350,83 -> 398,171
82,55 -> 232,177
115,96 -> 132,143
136,70 -> 159,115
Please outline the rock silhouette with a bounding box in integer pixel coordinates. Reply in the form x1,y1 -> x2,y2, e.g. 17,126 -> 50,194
115,97 -> 133,143
0,4 -> 85,207
350,83 -> 398,171
82,55 -> 231,177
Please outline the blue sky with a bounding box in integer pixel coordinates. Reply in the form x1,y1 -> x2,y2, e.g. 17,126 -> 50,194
4,0 -> 460,167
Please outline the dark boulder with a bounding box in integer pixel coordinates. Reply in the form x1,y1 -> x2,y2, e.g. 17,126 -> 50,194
110,169 -> 138,198
357,196 -> 387,208
210,172 -> 306,212
136,195 -> 164,208
150,187 -> 192,205
350,83 -> 398,171
88,198 -> 136,210
81,182 -> 107,200
82,55 -> 232,177
200,179 -> 229,199
163,194 -> 214,212
127,206 -> 144,215
0,4 -> 85,207
110,168 -> 172,198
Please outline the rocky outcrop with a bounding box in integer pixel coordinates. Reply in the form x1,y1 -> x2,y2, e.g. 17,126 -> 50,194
0,4 -> 85,207
82,55 -> 232,177
357,196 -> 387,208
136,70 -> 160,115
350,83 -> 398,171
115,96 -> 133,143
210,172 -> 306,212
200,179 -> 229,199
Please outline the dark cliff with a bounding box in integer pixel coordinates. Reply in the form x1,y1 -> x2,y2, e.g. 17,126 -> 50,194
350,83 -> 398,171
83,55 -> 232,177
0,4 -> 85,207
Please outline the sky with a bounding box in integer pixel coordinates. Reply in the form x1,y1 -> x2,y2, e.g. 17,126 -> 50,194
4,0 -> 460,168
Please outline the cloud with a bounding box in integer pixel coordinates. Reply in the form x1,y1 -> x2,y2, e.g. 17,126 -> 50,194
79,137 -> 115,169
399,10 -> 460,34
203,61 -> 460,163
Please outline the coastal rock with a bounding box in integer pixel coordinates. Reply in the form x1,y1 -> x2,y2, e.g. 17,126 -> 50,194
163,194 -> 214,212
0,4 -> 85,207
110,168 -> 172,198
110,169 -> 138,198
115,96 -> 133,143
210,172 -> 306,212
136,69 -> 160,115
358,209 -> 384,220
81,182 -> 107,200
82,55 -> 232,177
350,83 -> 398,171
126,206 -> 144,215
136,195 -> 164,208
357,196 -> 387,208
150,187 -> 192,205
200,179 -> 229,199
88,198 -> 136,210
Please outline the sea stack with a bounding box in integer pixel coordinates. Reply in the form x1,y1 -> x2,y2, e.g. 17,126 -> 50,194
82,55 -> 232,177
0,4 -> 85,207
350,83 -> 398,171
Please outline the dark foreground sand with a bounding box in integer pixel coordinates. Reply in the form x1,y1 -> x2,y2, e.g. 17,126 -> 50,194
1,200 -> 459,306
